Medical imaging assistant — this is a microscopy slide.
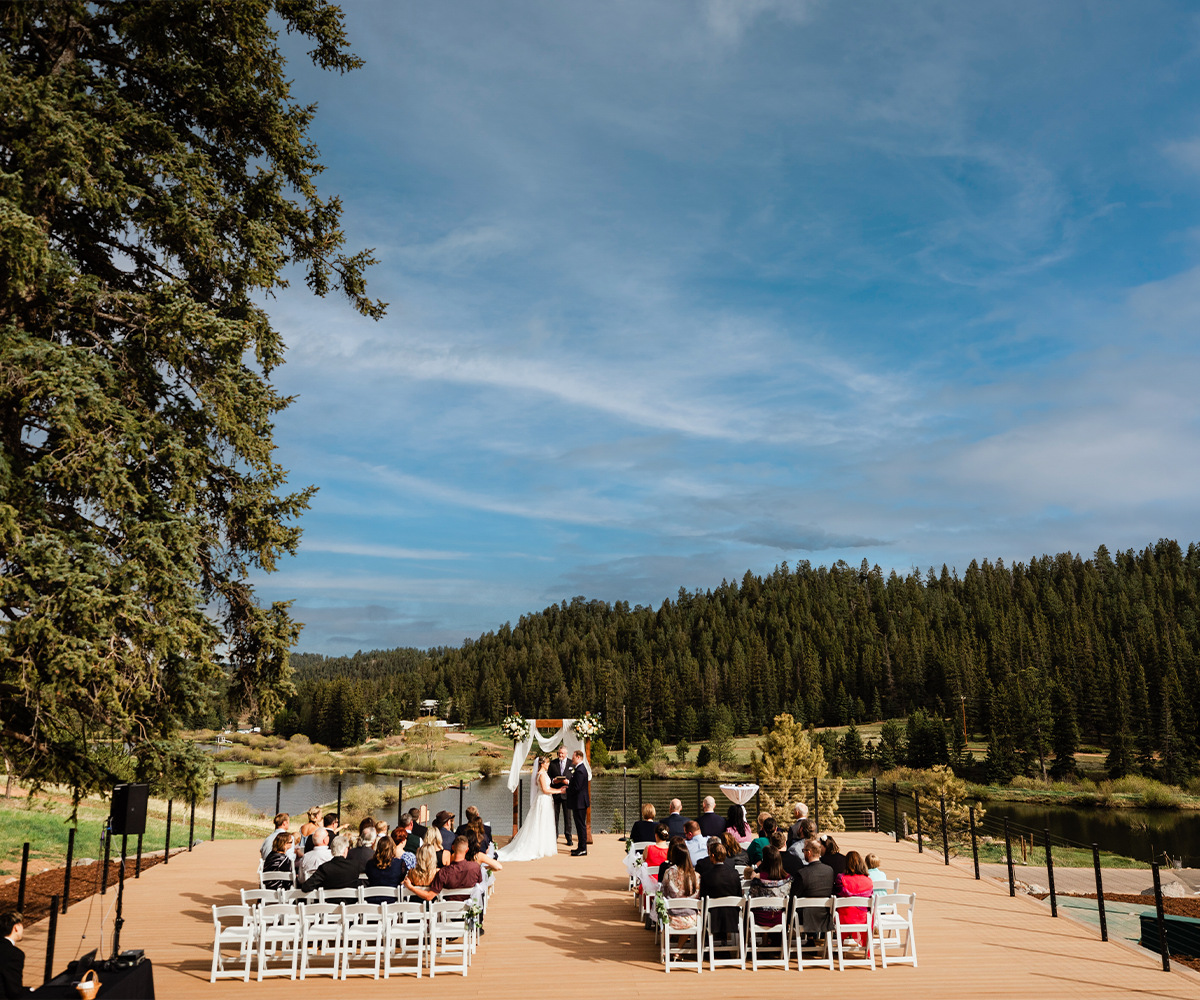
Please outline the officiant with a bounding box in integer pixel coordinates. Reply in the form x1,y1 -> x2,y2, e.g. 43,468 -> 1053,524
547,745 -> 575,846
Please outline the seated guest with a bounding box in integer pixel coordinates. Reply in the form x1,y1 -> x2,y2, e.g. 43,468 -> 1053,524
304,812 -> 339,853
298,834 -> 360,892
746,815 -> 776,865
464,811 -> 493,860
683,821 -> 708,866
0,911 -> 25,998
405,836 -> 485,903
725,804 -> 754,847
297,827 -> 331,881
836,851 -> 875,945
644,823 -> 670,875
697,796 -> 727,838
787,801 -> 809,845
262,832 -> 296,890
347,826 -> 376,873
434,810 -> 457,851
261,812 -> 290,860
422,824 -> 450,868
746,846 -> 791,926
820,834 -> 847,875
629,803 -> 658,843
407,842 -> 440,887
788,818 -> 818,857
722,831 -> 749,869
393,814 -> 421,854
699,841 -> 742,917
665,799 -> 690,838
408,805 -> 429,840
658,836 -> 687,882
374,819 -> 390,843
298,805 -> 322,846
660,841 -> 700,932
766,831 -> 802,877
695,837 -> 721,877
791,838 -> 835,942
364,835 -> 411,902
866,852 -> 888,891
455,805 -> 482,837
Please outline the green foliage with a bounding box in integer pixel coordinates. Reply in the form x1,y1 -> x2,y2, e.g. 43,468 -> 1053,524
708,723 -> 737,769
753,714 -> 843,831
904,710 -> 948,769
591,738 -> 611,768
910,766 -> 983,846
695,743 -> 712,767
0,0 -> 382,797
839,724 -> 865,772
675,738 -> 690,763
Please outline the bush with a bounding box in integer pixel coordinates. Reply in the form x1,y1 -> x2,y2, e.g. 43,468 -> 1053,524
344,783 -> 384,817
288,733 -> 311,747
277,757 -> 297,778
695,744 -> 711,767
362,758 -> 379,776
1185,776 -> 1200,796
652,759 -> 669,778
625,749 -> 641,768
675,738 -> 690,763
478,757 -> 501,777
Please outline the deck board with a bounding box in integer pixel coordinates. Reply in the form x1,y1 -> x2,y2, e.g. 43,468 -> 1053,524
16,832 -> 1200,998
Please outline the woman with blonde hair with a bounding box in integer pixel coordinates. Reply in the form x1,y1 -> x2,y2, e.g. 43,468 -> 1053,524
298,805 -> 321,844
408,841 -> 440,886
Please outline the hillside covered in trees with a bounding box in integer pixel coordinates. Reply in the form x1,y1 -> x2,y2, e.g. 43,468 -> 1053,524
273,540 -> 1200,782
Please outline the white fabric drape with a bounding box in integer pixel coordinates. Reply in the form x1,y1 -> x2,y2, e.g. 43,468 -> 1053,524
505,719 -> 589,792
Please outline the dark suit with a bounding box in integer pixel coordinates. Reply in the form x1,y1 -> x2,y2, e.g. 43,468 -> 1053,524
822,852 -> 847,875
780,850 -> 803,878
411,822 -> 427,841
791,860 -> 835,934
665,813 -> 689,838
699,862 -> 743,938
547,757 -> 575,843
347,844 -> 374,873
298,856 -> 362,893
697,812 -> 726,838
0,937 -> 23,1000
564,761 -> 590,848
629,819 -> 657,843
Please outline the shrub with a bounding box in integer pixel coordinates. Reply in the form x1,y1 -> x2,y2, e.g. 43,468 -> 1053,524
277,757 -> 297,778
652,759 -> 669,778
1185,776 -> 1200,796
695,744 -> 712,768
910,765 -> 983,844
362,758 -> 379,776
344,783 -> 384,817
288,733 -> 311,747
477,758 -> 501,777
612,808 -> 623,833
675,738 -> 690,763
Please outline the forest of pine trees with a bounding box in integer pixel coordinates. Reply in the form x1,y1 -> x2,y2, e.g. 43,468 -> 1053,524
273,540 -> 1200,782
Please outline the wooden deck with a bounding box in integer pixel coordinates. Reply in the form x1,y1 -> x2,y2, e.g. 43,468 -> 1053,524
17,832 -> 1200,998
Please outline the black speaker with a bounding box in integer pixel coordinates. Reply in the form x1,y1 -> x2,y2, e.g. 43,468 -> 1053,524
110,783 -> 149,836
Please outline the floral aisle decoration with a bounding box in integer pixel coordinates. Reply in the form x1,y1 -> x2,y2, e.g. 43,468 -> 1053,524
500,715 -> 530,743
573,712 -> 602,739
463,898 -> 484,933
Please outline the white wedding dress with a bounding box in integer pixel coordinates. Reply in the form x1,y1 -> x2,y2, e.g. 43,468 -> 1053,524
497,763 -> 560,862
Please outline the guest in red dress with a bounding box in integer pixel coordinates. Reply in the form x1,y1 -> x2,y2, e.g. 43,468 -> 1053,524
644,823 -> 670,877
836,850 -> 875,945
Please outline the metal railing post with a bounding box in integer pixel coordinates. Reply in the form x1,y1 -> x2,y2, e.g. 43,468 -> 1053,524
1004,817 -> 1015,897
17,843 -> 29,912
275,781 -> 281,816
63,829 -> 75,911
872,777 -> 879,832
164,799 -> 172,863
1092,843 -> 1107,941
211,782 -> 219,841
44,896 -> 59,984
940,794 -> 949,862
135,832 -> 142,878
892,783 -> 900,842
397,779 -> 404,827
696,777 -> 702,818
459,779 -> 464,820
1044,828 -> 1057,916
1151,862 -> 1170,971
101,822 -> 111,893
188,798 -> 195,850
337,781 -> 342,824
813,776 -> 820,833
969,806 -> 979,879
914,791 -> 922,852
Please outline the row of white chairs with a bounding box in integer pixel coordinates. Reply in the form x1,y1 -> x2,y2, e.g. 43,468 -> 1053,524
240,883 -> 489,909
211,898 -> 478,981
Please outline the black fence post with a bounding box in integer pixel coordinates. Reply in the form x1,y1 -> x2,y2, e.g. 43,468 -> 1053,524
188,797 -> 195,850
397,779 -> 404,828
1004,817 -> 1015,897
696,777 -> 702,818
44,895 -> 59,984
337,781 -> 342,824
892,783 -> 900,842
459,779 -> 464,820
1092,843 -> 1107,942
1151,862 -> 1170,971
101,821 -> 111,893
63,829 -> 75,911
638,777 -> 643,818
275,781 -> 281,816
211,782 -> 218,841
872,777 -> 879,832
939,794 -> 949,863
16,843 -> 29,912
914,791 -> 922,853
518,775 -> 523,827
164,799 -> 172,864
813,776 -> 820,833
969,806 -> 979,879
135,832 -> 142,878
623,769 -> 628,836
1044,828 -> 1057,917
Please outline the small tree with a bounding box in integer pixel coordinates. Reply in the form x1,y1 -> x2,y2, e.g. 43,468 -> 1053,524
708,723 -> 737,769
695,744 -> 712,767
839,724 -> 865,772
753,714 -> 843,832
410,719 -> 446,769
675,738 -> 690,763
910,765 -> 983,846
591,738 -> 611,769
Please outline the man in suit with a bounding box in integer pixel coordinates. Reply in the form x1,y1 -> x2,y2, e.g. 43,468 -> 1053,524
787,802 -> 809,846
697,796 -> 726,837
565,750 -> 591,855
347,827 -> 376,873
0,912 -> 24,999
407,806 -> 428,841
665,799 -> 690,838
297,835 -> 361,893
547,745 -> 575,846
791,839 -> 835,942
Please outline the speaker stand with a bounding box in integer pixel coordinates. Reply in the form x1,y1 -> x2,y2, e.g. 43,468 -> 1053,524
110,834 -> 127,961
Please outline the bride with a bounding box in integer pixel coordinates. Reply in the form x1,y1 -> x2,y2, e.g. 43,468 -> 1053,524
496,755 -> 565,862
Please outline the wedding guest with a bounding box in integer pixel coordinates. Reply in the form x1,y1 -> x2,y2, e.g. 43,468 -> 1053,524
790,839 -> 835,944
722,831 -> 749,869
434,810 -> 456,851
630,804 -> 658,843
358,816 -> 377,838
769,831 -> 803,877
746,815 -> 776,865
657,836 -> 687,882
422,825 -> 450,868
660,841 -> 700,932
725,804 -> 753,847
644,823 -> 670,875
695,837 -> 721,877
697,796 -> 727,837
0,912 -> 24,999
789,818 -> 818,857
836,851 -> 875,945
299,805 -> 322,842
407,842 -> 440,887
665,799 -> 690,838
408,805 -> 428,841
260,812 -> 290,860
364,835 -> 410,903
374,819 -> 390,842
683,821 -> 708,865
464,813 -> 493,860
262,832 -> 296,890
866,853 -> 888,893
787,802 -> 809,845
820,834 -> 847,875
391,814 -> 420,855
297,827 -> 331,880
298,834 -> 359,892
347,826 -> 376,872
747,846 -> 791,927
304,812 -> 339,853
698,842 -> 742,940
455,805 -> 481,837
405,836 -> 483,903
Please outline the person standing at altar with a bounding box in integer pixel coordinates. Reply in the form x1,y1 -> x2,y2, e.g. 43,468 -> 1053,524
547,744 -> 575,846
0,912 -> 25,999
565,749 -> 591,855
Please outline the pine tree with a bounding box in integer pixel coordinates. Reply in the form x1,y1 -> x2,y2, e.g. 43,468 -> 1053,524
1049,684 -> 1079,779
708,723 -> 737,769
753,714 -> 843,831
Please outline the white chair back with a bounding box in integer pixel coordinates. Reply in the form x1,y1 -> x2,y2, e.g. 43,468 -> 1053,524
320,887 -> 362,905
210,905 -> 255,983
790,896 -> 835,971
701,895 -> 745,971
241,889 -> 277,907
832,895 -> 876,971
875,892 -> 917,968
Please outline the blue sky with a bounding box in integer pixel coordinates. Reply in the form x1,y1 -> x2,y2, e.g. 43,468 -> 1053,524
255,1 -> 1200,654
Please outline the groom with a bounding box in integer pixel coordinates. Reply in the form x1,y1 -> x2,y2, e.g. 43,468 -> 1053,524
565,749 -> 590,856
547,745 -> 575,846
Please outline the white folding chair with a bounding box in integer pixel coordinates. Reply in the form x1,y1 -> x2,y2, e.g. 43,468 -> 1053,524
639,869 -> 659,929
660,898 -> 703,973
833,896 -> 876,971
298,902 -> 343,979
874,893 -> 917,968
383,901 -> 426,978
321,887 -> 363,906
428,900 -> 470,977
260,865 -> 295,890
241,889 -> 277,908
872,877 -> 899,895
747,897 -> 789,971
341,903 -> 385,978
789,896 -> 835,971
701,896 -> 745,970
210,905 -> 254,982
280,889 -> 310,904
256,903 -> 301,980
628,842 -> 653,890
363,885 -> 402,906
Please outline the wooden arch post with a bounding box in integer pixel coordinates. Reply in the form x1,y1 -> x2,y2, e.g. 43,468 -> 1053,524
510,719 -> 592,845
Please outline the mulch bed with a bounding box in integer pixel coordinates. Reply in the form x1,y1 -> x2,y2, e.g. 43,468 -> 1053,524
0,853 -> 171,925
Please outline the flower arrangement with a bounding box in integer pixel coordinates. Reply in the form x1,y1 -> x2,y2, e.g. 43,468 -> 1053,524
500,714 -> 530,742
573,712 -> 602,739
463,899 -> 484,932
654,891 -> 669,927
